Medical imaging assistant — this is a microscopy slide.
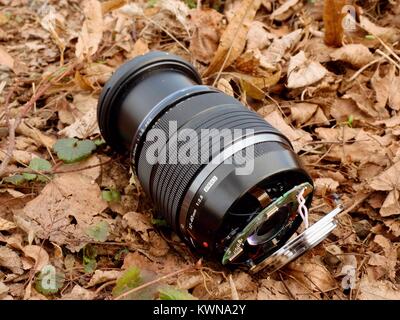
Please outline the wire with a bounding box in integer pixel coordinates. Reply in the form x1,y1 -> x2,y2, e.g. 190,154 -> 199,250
297,188 -> 309,229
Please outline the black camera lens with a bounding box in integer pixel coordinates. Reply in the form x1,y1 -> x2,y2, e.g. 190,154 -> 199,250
97,51 -> 313,269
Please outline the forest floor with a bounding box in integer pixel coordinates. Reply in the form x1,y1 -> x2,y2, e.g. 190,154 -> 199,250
0,0 -> 400,300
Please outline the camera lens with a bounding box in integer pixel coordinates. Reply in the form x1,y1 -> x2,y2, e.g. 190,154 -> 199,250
97,51 -> 313,269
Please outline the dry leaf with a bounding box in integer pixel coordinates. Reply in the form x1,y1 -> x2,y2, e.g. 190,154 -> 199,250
246,21 -> 271,51
22,245 -> 49,272
359,15 -> 399,43
290,102 -> 318,125
123,212 -> 152,242
287,51 -> 327,88
0,46 -> 14,70
62,285 -> 96,300
330,44 -> 374,68
189,9 -> 223,64
59,107 -> 99,139
75,0 -> 104,60
369,161 -> 400,216
372,235 -> 397,280
262,29 -> 303,68
0,282 -> 9,298
388,76 -> 400,111
87,270 -> 122,287
265,110 -> 312,152
0,246 -> 23,274
287,259 -> 336,292
315,177 -> 339,195
18,173 -> 108,251
126,38 -> 149,60
257,278 -> 290,300
358,277 -> 400,300
0,217 -> 16,231
203,0 -> 262,76
270,0 -> 299,21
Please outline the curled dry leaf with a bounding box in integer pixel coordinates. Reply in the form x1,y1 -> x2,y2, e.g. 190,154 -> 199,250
265,110 -> 312,153
330,44 -> 374,68
0,282 -> 9,298
369,161 -> 400,217
290,102 -> 318,125
203,0 -> 262,77
287,51 -> 327,89
262,29 -> 303,69
62,285 -> 96,300
189,8 -> 223,64
0,246 -> 23,274
75,0 -> 104,60
246,21 -> 271,51
0,217 -> 17,231
359,15 -> 399,43
372,235 -> 397,280
270,0 -> 299,21
314,177 -> 339,196
388,76 -> 400,111
87,270 -> 122,287
22,245 -> 49,272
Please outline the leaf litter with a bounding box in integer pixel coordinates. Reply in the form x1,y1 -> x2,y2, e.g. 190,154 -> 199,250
0,0 -> 400,300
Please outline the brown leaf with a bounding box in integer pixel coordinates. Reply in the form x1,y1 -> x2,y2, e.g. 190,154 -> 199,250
87,270 -> 122,287
62,285 -> 96,300
261,29 -> 303,68
270,0 -> 299,21
246,21 -> 271,51
358,277 -> 400,300
372,235 -> 397,280
265,110 -> 312,152
359,15 -> 399,43
75,0 -> 104,60
287,258 -> 336,292
123,212 -> 152,242
0,217 -> 16,231
189,9 -> 223,64
0,246 -> 23,274
22,245 -> 49,272
287,51 -> 327,89
19,173 -> 108,251
203,0 -> 262,76
290,102 -> 318,125
388,76 -> 400,111
0,46 -> 14,70
257,278 -> 290,300
330,44 -> 374,68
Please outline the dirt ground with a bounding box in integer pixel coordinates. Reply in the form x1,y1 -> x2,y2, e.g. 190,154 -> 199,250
0,0 -> 400,300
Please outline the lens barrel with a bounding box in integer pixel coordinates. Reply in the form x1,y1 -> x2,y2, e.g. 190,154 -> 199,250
98,51 -> 313,266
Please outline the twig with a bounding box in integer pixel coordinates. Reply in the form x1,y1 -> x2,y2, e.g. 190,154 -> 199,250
113,264 -> 195,300
0,62 -> 78,178
347,58 -> 384,82
376,49 -> 400,70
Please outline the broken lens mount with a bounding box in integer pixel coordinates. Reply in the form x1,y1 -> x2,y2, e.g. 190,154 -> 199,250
97,51 -> 313,271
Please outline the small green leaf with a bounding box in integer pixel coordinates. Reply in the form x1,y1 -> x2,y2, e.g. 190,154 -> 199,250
184,0 -> 196,9
158,285 -> 197,300
53,138 -> 96,163
347,114 -> 354,127
102,189 -> 121,202
86,221 -> 110,242
147,0 -> 158,7
112,267 -> 142,297
83,245 -> 97,274
151,218 -> 168,227
365,34 -> 375,40
23,158 -> 52,182
94,138 -> 106,146
4,174 -> 26,185
114,248 -> 129,262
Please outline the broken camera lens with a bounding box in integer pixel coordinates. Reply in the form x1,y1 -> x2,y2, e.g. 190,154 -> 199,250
97,51 -> 338,272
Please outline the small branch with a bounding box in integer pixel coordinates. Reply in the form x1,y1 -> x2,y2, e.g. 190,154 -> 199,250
113,264 -> 195,300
